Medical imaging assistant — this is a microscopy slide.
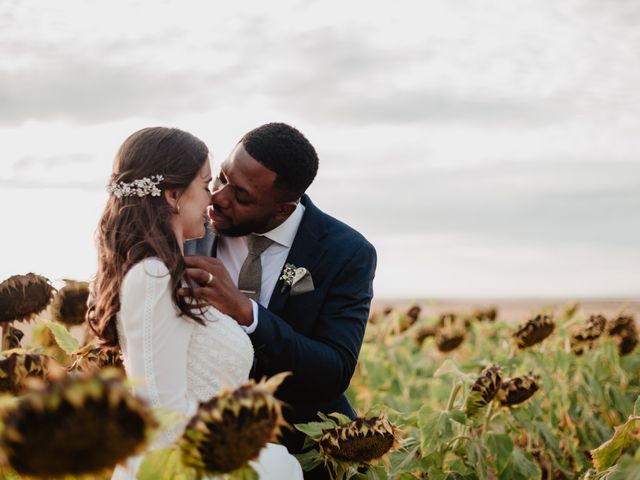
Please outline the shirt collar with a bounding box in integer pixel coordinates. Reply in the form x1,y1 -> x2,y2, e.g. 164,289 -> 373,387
258,202 -> 305,248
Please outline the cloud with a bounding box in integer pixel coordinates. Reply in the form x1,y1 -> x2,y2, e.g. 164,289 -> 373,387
311,158 -> 640,249
2,0 -> 638,129
0,178 -> 103,191
0,52 -> 237,126
12,153 -> 93,171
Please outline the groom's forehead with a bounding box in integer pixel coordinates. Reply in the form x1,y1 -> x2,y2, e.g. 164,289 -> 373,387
221,144 -> 277,195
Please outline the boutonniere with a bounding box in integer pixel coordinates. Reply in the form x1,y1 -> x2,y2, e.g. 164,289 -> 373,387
280,263 -> 315,295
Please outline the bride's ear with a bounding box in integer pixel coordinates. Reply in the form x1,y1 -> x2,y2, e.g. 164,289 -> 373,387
164,189 -> 181,213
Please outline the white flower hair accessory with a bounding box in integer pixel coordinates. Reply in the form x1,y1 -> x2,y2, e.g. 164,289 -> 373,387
280,263 -> 315,296
107,174 -> 164,198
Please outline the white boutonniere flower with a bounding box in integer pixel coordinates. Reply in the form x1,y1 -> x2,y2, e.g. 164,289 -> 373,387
280,263 -> 315,295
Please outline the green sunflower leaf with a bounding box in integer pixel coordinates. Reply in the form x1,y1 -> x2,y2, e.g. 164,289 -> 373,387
42,319 -> 79,354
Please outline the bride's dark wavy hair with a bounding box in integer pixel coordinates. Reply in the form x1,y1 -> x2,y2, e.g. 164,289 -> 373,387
89,127 -> 209,347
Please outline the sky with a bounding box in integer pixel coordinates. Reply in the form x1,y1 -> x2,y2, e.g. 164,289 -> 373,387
1,0 -> 639,298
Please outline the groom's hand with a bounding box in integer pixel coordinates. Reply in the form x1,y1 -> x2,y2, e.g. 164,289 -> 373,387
179,256 -> 253,327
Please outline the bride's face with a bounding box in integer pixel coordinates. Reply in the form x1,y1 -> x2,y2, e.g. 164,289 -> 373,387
175,161 -> 213,241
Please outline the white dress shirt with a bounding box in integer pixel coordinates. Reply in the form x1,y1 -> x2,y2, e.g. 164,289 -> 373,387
216,203 -> 306,333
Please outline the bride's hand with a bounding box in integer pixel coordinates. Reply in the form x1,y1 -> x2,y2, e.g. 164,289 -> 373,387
178,256 -> 254,327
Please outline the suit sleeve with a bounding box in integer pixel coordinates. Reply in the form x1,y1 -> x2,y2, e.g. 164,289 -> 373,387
249,241 -> 376,402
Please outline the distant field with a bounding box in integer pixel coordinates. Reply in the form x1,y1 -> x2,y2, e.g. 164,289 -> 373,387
371,297 -> 640,322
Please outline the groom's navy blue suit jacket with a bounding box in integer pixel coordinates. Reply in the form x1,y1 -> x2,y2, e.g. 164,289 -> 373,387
185,195 -> 376,453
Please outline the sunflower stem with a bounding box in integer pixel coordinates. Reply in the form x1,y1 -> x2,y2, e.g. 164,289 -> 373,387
446,381 -> 462,411
481,401 -> 497,435
443,434 -> 472,452
1,323 -> 12,351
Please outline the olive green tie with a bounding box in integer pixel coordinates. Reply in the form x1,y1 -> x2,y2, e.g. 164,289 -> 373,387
237,235 -> 274,302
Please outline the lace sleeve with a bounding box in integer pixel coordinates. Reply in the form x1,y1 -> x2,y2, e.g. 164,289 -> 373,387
118,258 -> 197,444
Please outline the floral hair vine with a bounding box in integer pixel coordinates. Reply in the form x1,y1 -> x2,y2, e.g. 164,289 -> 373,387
107,175 -> 164,198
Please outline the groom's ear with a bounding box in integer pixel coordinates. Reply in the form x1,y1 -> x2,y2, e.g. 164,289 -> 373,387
274,201 -> 297,221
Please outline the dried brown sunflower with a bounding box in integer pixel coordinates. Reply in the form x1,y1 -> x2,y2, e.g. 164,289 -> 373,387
464,364 -> 502,417
607,315 -> 635,336
414,326 -> 437,346
295,412 -> 400,479
437,312 -> 457,327
319,415 -> 399,463
435,321 -> 466,352
50,279 -> 90,326
178,373 -> 288,478
497,372 -> 540,406
0,368 -> 156,477
513,314 -> 555,349
468,307 -> 498,323
69,344 -> 123,373
607,315 -> 638,356
3,325 -> 24,350
571,315 -> 607,355
0,352 -> 47,395
399,305 -> 422,332
0,273 -> 55,324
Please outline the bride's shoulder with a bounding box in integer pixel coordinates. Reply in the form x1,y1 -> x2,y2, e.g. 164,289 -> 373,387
122,257 -> 170,289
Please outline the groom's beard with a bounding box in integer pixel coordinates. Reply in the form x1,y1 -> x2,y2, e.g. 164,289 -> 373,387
208,216 -> 272,238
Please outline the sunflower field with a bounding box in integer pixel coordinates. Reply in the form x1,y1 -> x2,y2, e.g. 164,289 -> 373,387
340,304 -> 640,479
0,272 -> 639,479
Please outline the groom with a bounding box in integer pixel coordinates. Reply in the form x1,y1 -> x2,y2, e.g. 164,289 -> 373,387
182,123 -> 376,476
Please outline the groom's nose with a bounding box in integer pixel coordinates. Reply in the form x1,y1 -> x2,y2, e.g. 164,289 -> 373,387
211,183 -> 232,209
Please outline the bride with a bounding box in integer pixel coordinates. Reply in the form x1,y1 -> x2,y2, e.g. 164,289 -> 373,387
89,127 -> 303,479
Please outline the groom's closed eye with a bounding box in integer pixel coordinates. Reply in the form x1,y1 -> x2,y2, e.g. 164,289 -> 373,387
216,171 -> 253,205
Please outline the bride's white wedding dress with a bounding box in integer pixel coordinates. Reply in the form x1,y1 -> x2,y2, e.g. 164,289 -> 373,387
111,258 -> 303,479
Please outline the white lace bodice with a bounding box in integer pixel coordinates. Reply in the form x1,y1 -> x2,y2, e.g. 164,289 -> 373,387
186,312 -> 254,402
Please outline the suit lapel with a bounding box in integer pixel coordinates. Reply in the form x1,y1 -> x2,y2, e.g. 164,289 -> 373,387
211,235 -> 219,257
267,196 -> 327,317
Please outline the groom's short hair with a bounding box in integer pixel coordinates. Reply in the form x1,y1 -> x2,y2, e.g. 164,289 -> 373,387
241,122 -> 319,200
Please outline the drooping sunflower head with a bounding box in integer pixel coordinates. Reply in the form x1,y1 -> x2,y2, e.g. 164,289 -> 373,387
607,315 -> 635,336
406,305 -> 421,323
179,373 -> 288,477
0,273 -> 55,324
618,332 -> 638,356
0,368 -> 157,477
69,344 -> 123,373
435,321 -> 466,352
607,315 -> 638,356
414,326 -> 437,346
399,305 -> 422,332
438,312 -> 457,327
570,336 -> 596,356
571,314 -> 607,355
50,279 -> 90,326
3,325 -> 24,350
468,307 -> 498,323
497,372 -> 540,407
318,415 -> 400,465
582,315 -> 607,341
465,364 -> 502,417
513,314 -> 555,349
0,352 -> 48,395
